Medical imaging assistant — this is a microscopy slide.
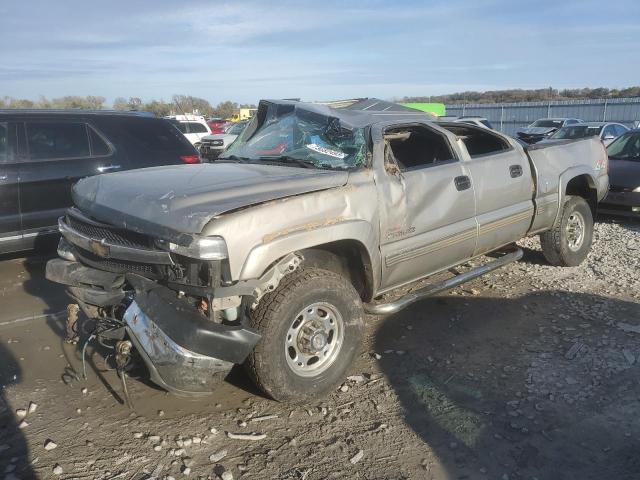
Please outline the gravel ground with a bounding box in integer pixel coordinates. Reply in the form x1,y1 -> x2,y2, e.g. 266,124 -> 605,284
0,217 -> 639,480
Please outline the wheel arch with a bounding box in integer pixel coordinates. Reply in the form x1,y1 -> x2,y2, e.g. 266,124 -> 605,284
557,169 -> 598,223
238,220 -> 379,302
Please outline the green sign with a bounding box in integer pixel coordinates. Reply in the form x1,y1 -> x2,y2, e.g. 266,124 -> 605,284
401,103 -> 446,117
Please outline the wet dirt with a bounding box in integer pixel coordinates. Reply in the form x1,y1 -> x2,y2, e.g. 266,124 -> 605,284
0,217 -> 639,479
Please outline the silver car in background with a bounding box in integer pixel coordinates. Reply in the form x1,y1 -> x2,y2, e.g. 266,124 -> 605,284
543,122 -> 629,146
517,118 -> 583,144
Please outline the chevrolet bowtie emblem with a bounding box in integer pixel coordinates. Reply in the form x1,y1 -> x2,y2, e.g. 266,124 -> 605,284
89,239 -> 110,258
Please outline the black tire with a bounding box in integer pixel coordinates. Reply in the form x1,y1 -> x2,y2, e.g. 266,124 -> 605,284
540,195 -> 593,267
245,267 -> 364,403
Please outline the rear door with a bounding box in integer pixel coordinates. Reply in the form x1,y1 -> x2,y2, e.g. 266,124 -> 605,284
20,118 -> 117,234
445,124 -> 534,256
375,123 -> 477,291
0,121 -> 22,243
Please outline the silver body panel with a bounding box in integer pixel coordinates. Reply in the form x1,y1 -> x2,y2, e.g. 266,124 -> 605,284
71,118 -> 608,298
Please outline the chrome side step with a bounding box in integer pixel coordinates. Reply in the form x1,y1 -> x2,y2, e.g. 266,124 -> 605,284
364,248 -> 523,315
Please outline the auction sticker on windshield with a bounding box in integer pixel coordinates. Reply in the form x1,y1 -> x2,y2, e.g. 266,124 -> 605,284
306,143 -> 347,159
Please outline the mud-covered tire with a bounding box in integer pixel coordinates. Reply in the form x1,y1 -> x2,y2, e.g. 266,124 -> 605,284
245,267 -> 364,403
540,195 -> 593,267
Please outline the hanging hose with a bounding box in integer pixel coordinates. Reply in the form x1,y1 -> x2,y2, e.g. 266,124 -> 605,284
115,340 -> 134,409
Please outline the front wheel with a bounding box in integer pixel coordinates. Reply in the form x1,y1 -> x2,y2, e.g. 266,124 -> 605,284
540,195 -> 594,267
245,267 -> 364,403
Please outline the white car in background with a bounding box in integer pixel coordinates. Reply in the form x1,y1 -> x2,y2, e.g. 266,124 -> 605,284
166,114 -> 212,147
199,121 -> 248,161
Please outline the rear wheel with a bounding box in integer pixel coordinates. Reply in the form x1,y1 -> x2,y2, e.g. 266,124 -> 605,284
540,195 -> 593,267
245,267 -> 364,403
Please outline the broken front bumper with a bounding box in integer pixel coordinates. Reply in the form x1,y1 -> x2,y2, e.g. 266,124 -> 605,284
46,258 -> 262,395
124,301 -> 235,396
125,275 -> 261,395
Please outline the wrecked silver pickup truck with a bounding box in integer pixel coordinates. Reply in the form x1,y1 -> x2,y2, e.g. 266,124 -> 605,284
46,98 -> 609,403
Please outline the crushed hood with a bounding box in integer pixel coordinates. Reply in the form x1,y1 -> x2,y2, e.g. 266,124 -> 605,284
72,163 -> 348,241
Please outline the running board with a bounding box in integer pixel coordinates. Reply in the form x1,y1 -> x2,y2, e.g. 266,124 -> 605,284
364,248 -> 523,315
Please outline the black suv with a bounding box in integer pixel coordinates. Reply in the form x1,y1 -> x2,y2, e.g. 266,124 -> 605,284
0,110 -> 200,254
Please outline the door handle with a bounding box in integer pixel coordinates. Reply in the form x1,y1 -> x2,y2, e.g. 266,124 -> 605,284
454,175 -> 471,191
509,164 -> 523,178
97,164 -> 122,173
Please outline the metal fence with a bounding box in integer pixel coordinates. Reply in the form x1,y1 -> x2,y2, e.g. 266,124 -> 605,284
446,97 -> 640,136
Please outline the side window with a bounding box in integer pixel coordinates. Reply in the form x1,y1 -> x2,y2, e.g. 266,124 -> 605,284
565,119 -> 578,125
441,124 -> 510,158
88,127 -> 111,156
187,122 -> 208,133
119,118 -> 195,152
385,126 -> 455,171
602,125 -> 616,138
614,125 -> 628,136
26,122 -> 90,160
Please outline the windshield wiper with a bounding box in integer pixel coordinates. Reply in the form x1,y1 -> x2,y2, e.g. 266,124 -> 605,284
217,155 -> 253,163
257,156 -> 317,169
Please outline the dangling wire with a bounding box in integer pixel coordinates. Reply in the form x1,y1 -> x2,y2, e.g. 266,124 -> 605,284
81,333 -> 96,380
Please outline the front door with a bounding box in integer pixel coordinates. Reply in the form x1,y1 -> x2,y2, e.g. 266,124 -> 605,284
376,123 -> 477,291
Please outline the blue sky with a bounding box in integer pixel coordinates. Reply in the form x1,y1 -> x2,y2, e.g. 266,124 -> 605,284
1,0 -> 639,105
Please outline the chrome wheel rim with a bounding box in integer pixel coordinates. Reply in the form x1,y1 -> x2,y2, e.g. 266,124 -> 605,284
285,302 -> 344,377
566,211 -> 585,251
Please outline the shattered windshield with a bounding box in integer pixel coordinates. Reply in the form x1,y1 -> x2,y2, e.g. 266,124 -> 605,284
219,107 -> 368,170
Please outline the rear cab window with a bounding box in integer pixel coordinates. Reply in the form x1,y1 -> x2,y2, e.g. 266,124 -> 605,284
440,123 -> 511,158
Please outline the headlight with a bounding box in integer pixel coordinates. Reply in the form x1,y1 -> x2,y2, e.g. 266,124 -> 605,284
166,236 -> 228,260
633,186 -> 640,193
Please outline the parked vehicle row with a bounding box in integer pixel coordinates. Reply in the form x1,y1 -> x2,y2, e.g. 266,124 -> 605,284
0,110 -> 201,254
541,122 -> 629,146
46,98 -> 609,403
516,118 -> 583,143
